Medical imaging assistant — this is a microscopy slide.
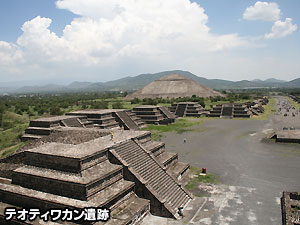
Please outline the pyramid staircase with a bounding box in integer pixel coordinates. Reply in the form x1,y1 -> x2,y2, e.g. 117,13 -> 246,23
109,139 -> 192,219
175,104 -> 187,117
169,102 -> 204,117
114,111 -> 140,130
125,111 -> 146,129
140,140 -> 190,182
0,140 -> 150,224
220,105 -> 233,118
158,106 -> 176,122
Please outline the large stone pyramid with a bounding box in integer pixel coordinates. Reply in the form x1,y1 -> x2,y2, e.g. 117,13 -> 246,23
125,74 -> 223,99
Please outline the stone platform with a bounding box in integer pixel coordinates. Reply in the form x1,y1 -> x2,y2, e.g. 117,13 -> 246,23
1,129 -> 192,224
132,105 -> 175,125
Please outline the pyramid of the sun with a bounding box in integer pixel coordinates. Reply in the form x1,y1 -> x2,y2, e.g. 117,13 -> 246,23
125,74 -> 224,99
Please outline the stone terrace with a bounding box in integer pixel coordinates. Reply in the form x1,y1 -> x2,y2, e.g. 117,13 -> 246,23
22,115 -> 94,141
0,130 -> 152,224
132,105 -> 175,125
66,110 -> 120,129
209,103 -> 252,118
67,109 -> 146,130
0,129 -> 192,223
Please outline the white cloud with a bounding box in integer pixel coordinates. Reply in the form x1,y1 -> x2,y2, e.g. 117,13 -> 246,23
243,1 -> 280,21
0,0 -> 253,81
265,18 -> 297,39
0,41 -> 23,72
17,0 -> 248,63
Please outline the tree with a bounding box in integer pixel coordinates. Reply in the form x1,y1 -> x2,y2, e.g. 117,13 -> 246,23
112,101 -> 124,109
92,101 -> 108,109
50,107 -> 63,115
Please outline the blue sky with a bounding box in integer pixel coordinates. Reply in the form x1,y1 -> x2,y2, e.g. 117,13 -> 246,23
0,0 -> 299,83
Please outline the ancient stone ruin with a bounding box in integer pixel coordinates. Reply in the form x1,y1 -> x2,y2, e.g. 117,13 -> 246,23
0,128 -> 192,224
281,192 -> 300,225
67,109 -> 146,130
208,98 -> 269,119
22,109 -> 147,141
209,103 -> 252,118
125,74 -> 224,100
132,105 -> 176,125
271,129 -> 300,143
21,115 -> 94,141
169,102 -> 205,117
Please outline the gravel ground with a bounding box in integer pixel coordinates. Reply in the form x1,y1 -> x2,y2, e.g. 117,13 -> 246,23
143,96 -> 300,225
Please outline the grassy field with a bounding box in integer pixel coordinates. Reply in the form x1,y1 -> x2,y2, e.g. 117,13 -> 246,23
142,117 -> 205,140
0,111 -> 30,158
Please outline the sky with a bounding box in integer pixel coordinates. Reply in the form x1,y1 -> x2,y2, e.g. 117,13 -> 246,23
0,0 -> 299,84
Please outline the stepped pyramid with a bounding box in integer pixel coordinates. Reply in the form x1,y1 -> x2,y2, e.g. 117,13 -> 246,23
209,103 -> 252,118
131,105 -> 176,125
0,129 -> 192,223
169,102 -> 205,117
22,109 -> 147,141
125,74 -> 223,99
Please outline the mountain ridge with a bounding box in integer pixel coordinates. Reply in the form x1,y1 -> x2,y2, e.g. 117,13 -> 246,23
0,70 -> 299,94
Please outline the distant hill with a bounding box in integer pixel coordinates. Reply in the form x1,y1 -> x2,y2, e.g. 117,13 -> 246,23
285,78 -> 300,87
1,70 -> 299,94
125,74 -> 224,99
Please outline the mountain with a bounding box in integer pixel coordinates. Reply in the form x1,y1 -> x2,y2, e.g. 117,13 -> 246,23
1,70 -> 298,94
285,78 -> 300,87
16,84 -> 66,93
264,78 -> 285,83
67,81 -> 94,89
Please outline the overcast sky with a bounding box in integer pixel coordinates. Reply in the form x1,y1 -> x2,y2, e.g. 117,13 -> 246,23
0,0 -> 299,83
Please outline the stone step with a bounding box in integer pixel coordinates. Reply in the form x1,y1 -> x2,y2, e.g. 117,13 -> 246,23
0,202 -> 63,225
141,141 -> 165,156
90,179 -> 135,208
99,194 -> 150,225
25,146 -> 108,173
0,183 -> 94,212
88,117 -> 116,124
21,134 -> 42,141
12,160 -> 123,201
167,161 -> 190,181
111,140 -> 192,218
25,127 -> 54,136
156,152 -> 178,168
158,106 -> 176,119
115,111 -> 139,130
62,118 -> 83,128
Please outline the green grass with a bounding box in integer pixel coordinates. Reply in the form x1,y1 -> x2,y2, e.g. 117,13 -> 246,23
185,166 -> 220,191
0,142 -> 27,159
142,118 -> 204,140
0,111 -> 29,157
